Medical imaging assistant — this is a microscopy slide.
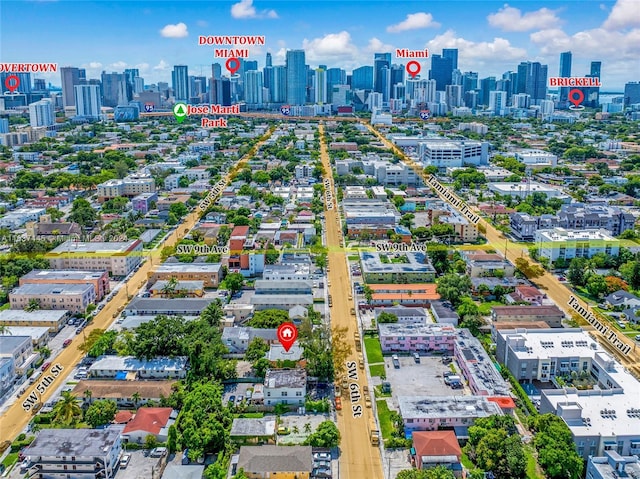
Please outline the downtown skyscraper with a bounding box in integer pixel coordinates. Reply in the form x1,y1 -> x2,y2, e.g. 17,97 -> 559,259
286,50 -> 306,105
559,51 -> 572,104
373,53 -> 391,95
60,67 -> 85,107
172,65 -> 189,103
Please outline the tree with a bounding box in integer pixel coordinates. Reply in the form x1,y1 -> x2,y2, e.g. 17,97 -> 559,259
247,309 -> 289,328
303,420 -> 340,447
245,337 -> 269,362
145,434 -> 158,450
377,312 -> 398,323
84,399 -> 117,428
436,274 -> 472,307
169,202 -> 189,218
514,258 -> 545,279
132,391 -> 141,408
363,285 -> 373,305
167,424 -> 178,453
460,315 -> 484,337
314,253 -> 328,272
132,315 -> 189,359
225,272 -> 245,295
252,357 -> 270,378
53,391 -> 82,426
68,197 -> 97,228
620,261 -> 640,290
396,467 -> 455,479
586,274 -> 608,299
567,257 -> 589,287
45,207 -> 64,221
605,275 -> 628,293
456,297 -> 479,319
25,298 -> 41,312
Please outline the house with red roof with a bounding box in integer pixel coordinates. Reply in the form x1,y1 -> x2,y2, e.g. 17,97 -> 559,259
122,407 -> 177,443
411,430 -> 462,476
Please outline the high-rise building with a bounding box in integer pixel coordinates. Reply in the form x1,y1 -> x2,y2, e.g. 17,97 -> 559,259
374,53 -> 391,94
584,61 -> 602,107
265,53 -> 272,68
624,82 -> 640,106
380,67 -> 391,102
100,71 -> 128,107
352,66 -> 373,90
445,85 -> 463,109
244,61 -> 258,72
0,72 -> 31,95
559,51 -> 572,104
133,77 -> 144,94
429,54 -> 454,91
479,77 -> 496,106
462,72 -> 478,93
244,70 -> 263,106
272,65 -> 287,103
443,48 -> 459,70
172,65 -> 189,103
0,118 -> 8,133
516,61 -> 548,102
286,50 -> 306,105
33,79 -> 47,91
263,66 -> 274,99
28,99 -> 54,127
123,68 -> 139,99
212,63 -> 222,80
489,91 -> 507,115
314,67 -> 327,104
326,68 -> 345,103
74,84 -> 102,119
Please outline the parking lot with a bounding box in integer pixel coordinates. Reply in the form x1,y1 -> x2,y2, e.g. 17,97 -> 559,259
115,450 -> 164,479
381,355 -> 467,406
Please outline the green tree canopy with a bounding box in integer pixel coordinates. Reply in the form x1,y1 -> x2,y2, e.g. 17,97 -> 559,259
84,399 -> 117,428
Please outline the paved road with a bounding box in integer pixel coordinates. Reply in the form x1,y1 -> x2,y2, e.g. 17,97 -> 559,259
319,124 -> 383,479
0,128 -> 275,443
364,122 -> 640,378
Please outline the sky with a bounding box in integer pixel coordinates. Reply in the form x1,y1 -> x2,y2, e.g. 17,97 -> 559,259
0,0 -> 639,90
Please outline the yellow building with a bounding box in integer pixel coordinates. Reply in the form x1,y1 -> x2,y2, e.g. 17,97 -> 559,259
237,445 -> 312,479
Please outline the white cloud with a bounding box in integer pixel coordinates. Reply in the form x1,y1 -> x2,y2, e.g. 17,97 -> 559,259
159,22 -> 188,38
230,0 -> 278,19
109,61 -> 127,70
302,31 -> 359,62
135,63 -> 150,72
426,30 -> 527,62
487,4 -> 561,32
386,12 -> 440,33
85,62 -> 102,69
153,60 -> 169,71
603,0 -> 640,29
196,20 -> 208,27
364,37 -> 396,55
530,26 -> 640,62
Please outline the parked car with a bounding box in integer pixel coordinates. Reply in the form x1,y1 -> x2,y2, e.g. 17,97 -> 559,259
62,339 -> 72,348
413,353 -> 420,363
119,454 -> 131,469
635,335 -> 640,341
41,362 -> 51,371
150,447 -> 167,457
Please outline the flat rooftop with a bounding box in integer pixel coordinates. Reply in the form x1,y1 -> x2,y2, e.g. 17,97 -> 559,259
27,426 -> 125,457
361,251 -> 436,275
11,283 -> 94,296
0,309 -> 68,322
398,395 -> 503,419
264,368 -> 307,389
378,323 -> 456,337
21,270 -> 107,281
48,240 -> 141,255
498,328 -> 602,359
89,355 -> 188,372
154,263 -> 222,273
231,417 -> 276,437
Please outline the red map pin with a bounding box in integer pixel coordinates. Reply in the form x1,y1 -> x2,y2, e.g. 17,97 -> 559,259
5,75 -> 20,93
406,61 -> 421,79
277,322 -> 298,352
226,58 -> 241,76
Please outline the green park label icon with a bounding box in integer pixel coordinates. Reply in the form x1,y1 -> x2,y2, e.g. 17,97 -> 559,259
173,103 -> 188,123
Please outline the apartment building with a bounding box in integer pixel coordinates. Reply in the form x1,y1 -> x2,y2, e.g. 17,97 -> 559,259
10,283 -> 96,313
89,356 -> 188,380
263,368 -> 306,406
536,228 -> 620,262
97,174 -> 155,201
148,263 -> 222,288
46,240 -> 143,277
399,396 -> 502,434
378,323 -> 456,353
360,251 -> 436,284
20,269 -> 110,301
131,192 -> 158,214
418,139 -> 489,169
26,426 -> 124,479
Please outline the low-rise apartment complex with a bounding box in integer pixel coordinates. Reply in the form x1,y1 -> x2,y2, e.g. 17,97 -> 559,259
46,240 -> 143,277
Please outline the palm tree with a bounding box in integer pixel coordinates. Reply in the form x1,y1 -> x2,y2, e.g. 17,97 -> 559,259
84,389 -> 93,406
25,298 -> 41,312
292,425 -> 299,434
303,422 -> 312,434
0,324 -> 10,335
132,391 -> 141,408
53,391 -> 82,426
161,276 -> 179,298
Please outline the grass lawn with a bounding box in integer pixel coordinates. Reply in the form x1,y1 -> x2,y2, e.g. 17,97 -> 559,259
478,301 -> 504,315
234,412 -> 264,418
364,337 -> 384,364
369,364 -> 385,377
460,452 -> 475,470
347,255 -> 360,261
1,452 -> 18,469
375,400 -> 394,441
525,444 -> 545,479
0,302 -> 10,311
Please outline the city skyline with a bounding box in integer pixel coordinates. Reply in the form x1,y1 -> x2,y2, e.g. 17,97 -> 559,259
1,0 -> 639,90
